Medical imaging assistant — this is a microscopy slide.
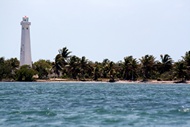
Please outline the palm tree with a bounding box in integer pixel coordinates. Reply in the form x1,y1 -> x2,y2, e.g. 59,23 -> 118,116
108,61 -> 116,82
92,62 -> 102,81
59,47 -> 72,72
160,54 -> 173,74
182,51 -> 190,79
114,61 -> 123,79
93,66 -> 100,81
53,54 -> 63,77
85,61 -> 94,79
79,56 -> 92,80
0,57 -> 6,80
53,47 -> 72,77
130,57 -> 138,80
139,55 -> 156,81
101,59 -> 110,78
68,55 -> 80,79
182,51 -> 190,66
59,47 -> 72,60
173,61 -> 187,82
122,56 -> 138,80
80,56 -> 87,76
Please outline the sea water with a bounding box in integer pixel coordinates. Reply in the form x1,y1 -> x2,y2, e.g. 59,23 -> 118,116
0,82 -> 190,127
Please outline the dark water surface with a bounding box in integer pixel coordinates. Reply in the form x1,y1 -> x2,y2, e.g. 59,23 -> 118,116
0,82 -> 190,127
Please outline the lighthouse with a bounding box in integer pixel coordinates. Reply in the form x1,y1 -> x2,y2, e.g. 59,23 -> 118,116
20,16 -> 32,67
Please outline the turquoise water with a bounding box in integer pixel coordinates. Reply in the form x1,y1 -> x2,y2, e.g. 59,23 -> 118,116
0,82 -> 190,127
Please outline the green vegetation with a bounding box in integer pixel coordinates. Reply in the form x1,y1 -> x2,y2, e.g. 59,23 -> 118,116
33,59 -> 51,79
15,65 -> 36,81
1,47 -> 190,82
0,57 -> 19,81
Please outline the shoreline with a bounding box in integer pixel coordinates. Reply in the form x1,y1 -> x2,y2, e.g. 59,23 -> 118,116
35,78 -> 190,84
1,78 -> 190,84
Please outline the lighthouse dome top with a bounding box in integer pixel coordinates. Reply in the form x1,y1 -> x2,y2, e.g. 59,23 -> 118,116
23,16 -> 29,22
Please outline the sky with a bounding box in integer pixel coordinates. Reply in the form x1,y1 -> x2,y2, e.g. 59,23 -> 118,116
1,0 -> 190,62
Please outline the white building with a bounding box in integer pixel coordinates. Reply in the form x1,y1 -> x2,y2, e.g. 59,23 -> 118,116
20,16 -> 32,67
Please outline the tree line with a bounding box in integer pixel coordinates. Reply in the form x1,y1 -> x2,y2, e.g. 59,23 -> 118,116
0,47 -> 190,82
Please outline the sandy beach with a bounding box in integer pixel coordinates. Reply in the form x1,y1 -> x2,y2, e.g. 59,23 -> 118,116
36,78 -> 190,84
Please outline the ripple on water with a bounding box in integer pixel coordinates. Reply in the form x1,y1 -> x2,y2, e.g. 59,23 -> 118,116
1,83 -> 190,127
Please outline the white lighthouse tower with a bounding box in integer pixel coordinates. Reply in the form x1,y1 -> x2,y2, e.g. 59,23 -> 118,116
20,16 -> 32,67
